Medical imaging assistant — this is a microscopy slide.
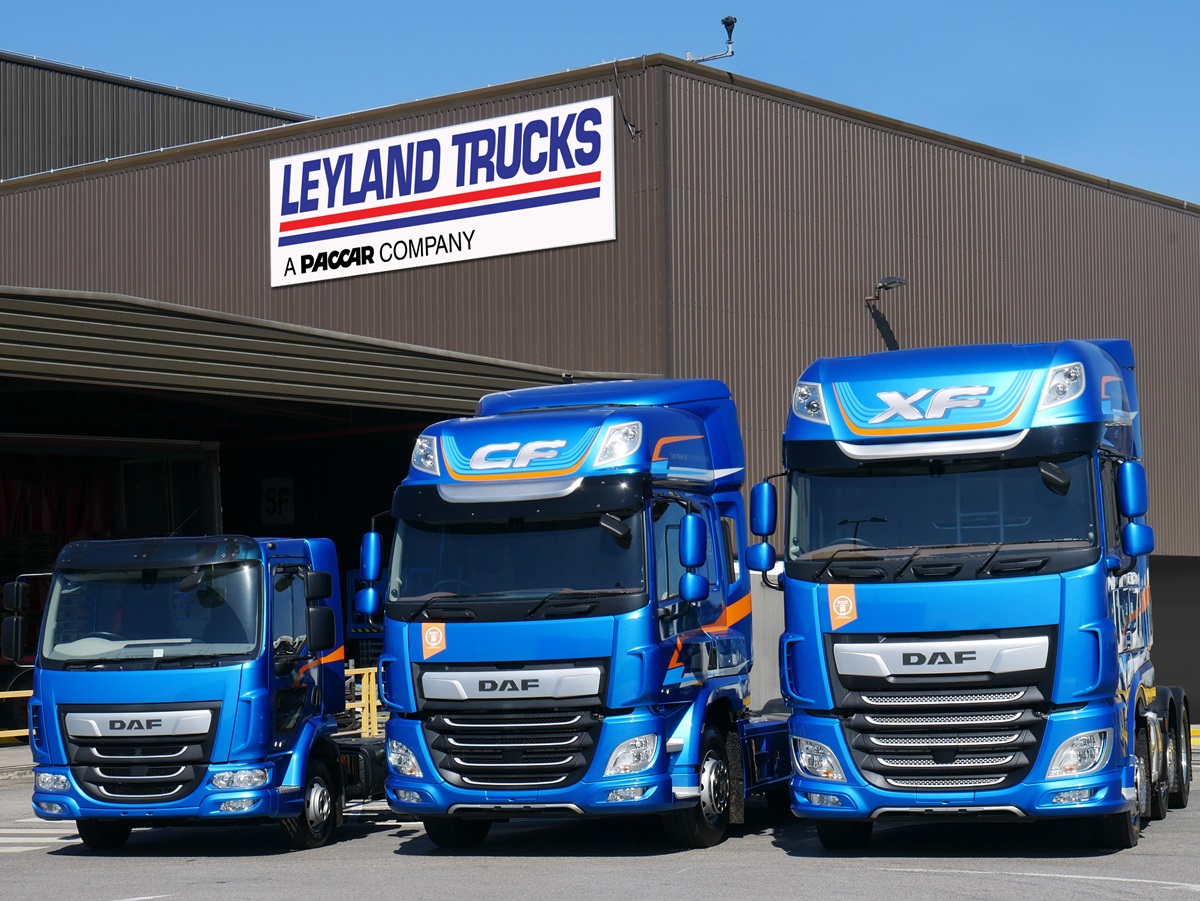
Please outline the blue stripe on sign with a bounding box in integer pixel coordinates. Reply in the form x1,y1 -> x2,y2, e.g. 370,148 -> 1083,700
277,187 -> 603,248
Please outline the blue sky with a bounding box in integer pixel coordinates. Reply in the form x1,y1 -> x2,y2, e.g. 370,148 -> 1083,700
8,1 -> 1199,202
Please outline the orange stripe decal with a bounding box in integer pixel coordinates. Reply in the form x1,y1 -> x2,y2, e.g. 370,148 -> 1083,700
652,435 -> 704,461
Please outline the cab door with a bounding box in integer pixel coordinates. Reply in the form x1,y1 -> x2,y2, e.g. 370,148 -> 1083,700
268,560 -> 323,753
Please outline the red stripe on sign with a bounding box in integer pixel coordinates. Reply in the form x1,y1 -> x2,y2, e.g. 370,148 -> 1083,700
279,170 -> 602,233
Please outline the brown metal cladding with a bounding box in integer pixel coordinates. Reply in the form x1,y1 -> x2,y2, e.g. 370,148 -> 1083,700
1,55 -> 1198,552
0,66 -> 669,378
0,51 -> 308,181
661,67 -> 1200,556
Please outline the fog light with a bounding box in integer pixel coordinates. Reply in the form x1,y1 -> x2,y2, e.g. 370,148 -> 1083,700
605,734 -> 658,776
607,786 -> 647,802
210,768 -> 268,789
219,799 -> 256,812
36,802 -> 65,814
394,789 -> 423,804
805,792 -> 844,807
388,740 -> 423,777
35,772 -> 70,791
1052,788 -> 1097,804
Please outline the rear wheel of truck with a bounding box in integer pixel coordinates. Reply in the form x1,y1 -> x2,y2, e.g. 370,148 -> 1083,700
281,759 -> 340,850
815,820 -> 872,851
422,816 -> 491,848
1169,706 -> 1191,809
1092,723 -> 1148,850
663,727 -> 731,849
76,819 -> 132,850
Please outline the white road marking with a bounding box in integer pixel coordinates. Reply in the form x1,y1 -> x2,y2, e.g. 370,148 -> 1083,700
883,867 -> 1200,893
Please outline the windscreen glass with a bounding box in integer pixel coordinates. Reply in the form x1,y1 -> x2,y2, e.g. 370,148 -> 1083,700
40,561 -> 261,666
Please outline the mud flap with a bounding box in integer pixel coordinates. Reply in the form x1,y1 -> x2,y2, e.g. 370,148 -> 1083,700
727,729 -> 745,825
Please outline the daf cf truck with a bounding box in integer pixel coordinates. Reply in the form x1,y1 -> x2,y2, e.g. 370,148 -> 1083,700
355,378 -> 790,848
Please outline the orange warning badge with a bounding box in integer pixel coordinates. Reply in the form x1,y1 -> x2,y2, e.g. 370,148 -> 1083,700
422,622 -> 446,659
828,585 -> 857,630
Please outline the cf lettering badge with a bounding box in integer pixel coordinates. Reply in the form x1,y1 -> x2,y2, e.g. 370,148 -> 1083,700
829,584 -> 857,630
422,622 -> 446,659
469,440 -> 567,470
869,386 -> 991,424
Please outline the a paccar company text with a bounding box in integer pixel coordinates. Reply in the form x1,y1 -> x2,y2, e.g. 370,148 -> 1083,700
269,98 -> 614,286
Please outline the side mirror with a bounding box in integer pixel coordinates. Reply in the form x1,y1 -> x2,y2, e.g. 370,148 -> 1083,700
3,581 -> 29,614
1,615 -> 25,661
1121,522 -> 1155,557
679,571 -> 710,604
306,605 -> 336,653
304,570 -> 333,602
360,531 -> 382,584
750,481 -> 777,537
745,542 -> 777,573
355,586 -> 381,617
679,513 -> 707,569
1117,461 -> 1149,518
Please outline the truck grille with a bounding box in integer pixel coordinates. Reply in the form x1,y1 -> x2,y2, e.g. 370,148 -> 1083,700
827,629 -> 1054,793
424,709 -> 601,789
60,704 -> 219,804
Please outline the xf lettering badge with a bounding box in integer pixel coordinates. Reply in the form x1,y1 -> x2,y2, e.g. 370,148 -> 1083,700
478,679 -> 540,692
108,718 -> 163,731
870,386 -> 992,424
902,651 -> 977,666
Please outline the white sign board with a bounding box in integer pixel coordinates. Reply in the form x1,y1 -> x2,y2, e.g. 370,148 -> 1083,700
269,97 -> 615,286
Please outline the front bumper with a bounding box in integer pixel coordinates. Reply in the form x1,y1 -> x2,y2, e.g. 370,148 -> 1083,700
786,710 -> 1134,822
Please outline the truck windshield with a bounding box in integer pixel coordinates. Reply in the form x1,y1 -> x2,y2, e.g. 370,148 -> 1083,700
386,511 -> 646,616
785,454 -> 1098,580
39,561 -> 261,666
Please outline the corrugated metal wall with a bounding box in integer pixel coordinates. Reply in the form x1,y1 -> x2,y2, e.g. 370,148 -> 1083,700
0,67 -> 669,379
0,52 -> 307,181
663,69 -> 1200,556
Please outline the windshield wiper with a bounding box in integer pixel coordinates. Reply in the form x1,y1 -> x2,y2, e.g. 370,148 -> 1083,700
154,653 -> 231,669
524,587 -> 639,620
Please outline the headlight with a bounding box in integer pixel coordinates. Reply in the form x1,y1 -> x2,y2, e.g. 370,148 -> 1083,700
388,739 -> 423,777
210,768 -> 268,789
792,381 -> 828,423
604,734 -> 658,776
1038,362 -> 1085,409
1046,729 -> 1111,778
35,772 -> 70,791
793,737 -> 846,781
595,422 -> 642,466
411,435 -> 440,475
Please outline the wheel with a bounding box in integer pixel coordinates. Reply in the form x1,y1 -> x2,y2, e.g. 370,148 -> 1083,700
663,727 -> 731,848
281,759 -> 341,849
76,819 -> 132,850
1092,723 -> 1147,850
815,819 -> 873,850
1170,706 -> 1191,809
422,816 -> 491,848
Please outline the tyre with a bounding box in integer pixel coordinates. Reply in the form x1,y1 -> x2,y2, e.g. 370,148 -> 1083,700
1151,721 -> 1170,821
663,727 -> 732,848
1092,723 -> 1147,850
281,759 -> 341,850
76,819 -> 132,850
815,820 -> 873,851
422,816 -> 491,848
1169,706 -> 1191,809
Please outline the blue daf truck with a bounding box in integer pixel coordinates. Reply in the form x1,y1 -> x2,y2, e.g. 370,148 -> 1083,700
746,339 -> 1190,849
0,536 -> 385,850
355,378 -> 790,848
